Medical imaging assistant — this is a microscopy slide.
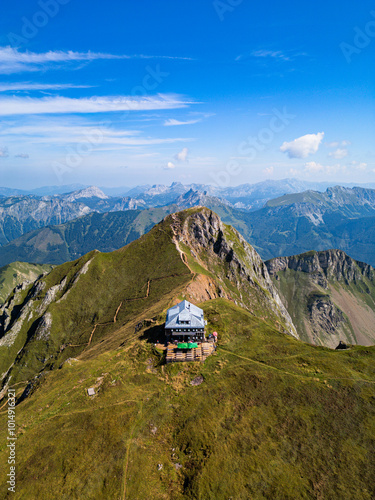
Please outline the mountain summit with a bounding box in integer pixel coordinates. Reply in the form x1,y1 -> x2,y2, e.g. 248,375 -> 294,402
63,185 -> 109,201
0,207 -> 296,394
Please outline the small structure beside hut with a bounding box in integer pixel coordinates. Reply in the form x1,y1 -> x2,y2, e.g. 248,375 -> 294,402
165,300 -> 216,363
336,340 -> 348,350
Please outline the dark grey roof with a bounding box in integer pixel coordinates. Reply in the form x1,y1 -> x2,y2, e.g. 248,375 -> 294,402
165,300 -> 205,329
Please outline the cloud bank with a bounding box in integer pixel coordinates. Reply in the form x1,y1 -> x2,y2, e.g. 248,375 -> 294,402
164,118 -> 201,126
0,47 -> 193,74
0,94 -> 190,115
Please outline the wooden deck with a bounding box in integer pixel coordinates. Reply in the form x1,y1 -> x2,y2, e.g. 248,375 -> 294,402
166,342 -> 215,363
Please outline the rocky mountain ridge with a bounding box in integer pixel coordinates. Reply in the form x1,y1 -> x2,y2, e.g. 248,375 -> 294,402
267,249 -> 375,347
0,207 -> 297,397
166,208 -> 297,337
0,210 -> 374,498
266,249 -> 374,286
267,185 -> 375,216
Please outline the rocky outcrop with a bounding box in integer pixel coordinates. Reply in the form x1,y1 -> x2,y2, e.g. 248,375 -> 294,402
63,186 -> 109,201
307,293 -> 347,337
165,208 -> 298,338
267,249 -> 375,348
266,249 -> 374,288
35,312 -> 52,340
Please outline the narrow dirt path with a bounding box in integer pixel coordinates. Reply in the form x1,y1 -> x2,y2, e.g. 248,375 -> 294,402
114,302 -> 123,323
67,270 -> 191,351
220,348 -> 375,384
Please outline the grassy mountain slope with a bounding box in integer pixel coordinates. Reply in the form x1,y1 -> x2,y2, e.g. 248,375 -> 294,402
0,223 -> 189,389
0,262 -> 52,304
0,209 -> 374,498
0,208 -> 294,392
0,298 -> 374,499
266,250 -> 375,348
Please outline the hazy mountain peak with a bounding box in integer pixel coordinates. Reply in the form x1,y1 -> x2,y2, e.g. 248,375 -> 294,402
175,189 -> 224,208
64,186 -> 109,201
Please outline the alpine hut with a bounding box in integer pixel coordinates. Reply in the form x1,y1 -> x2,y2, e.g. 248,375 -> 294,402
165,300 -> 206,342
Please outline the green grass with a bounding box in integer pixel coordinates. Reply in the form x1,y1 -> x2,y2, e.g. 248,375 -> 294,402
1,208 -> 375,498
0,223 -> 192,386
0,261 -> 52,304
0,299 -> 374,499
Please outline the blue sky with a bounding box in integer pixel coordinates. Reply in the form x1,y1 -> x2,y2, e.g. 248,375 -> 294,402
0,0 -> 374,188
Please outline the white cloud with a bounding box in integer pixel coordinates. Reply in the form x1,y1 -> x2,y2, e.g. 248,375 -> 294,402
304,161 -> 324,173
0,147 -> 9,158
304,161 -> 345,175
165,161 -> 175,169
288,168 -> 300,177
0,119 -> 193,148
175,147 -> 189,162
280,132 -> 324,159
0,46 -> 193,74
325,164 -> 344,175
351,161 -> 367,171
263,166 -> 274,176
164,118 -> 201,126
0,94 -> 191,115
327,140 -> 351,148
15,153 -> 29,158
0,82 -> 93,92
250,50 -> 291,61
237,49 -> 307,63
329,148 -> 348,159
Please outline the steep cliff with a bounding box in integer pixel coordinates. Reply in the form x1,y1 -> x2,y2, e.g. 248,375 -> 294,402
266,249 -> 375,347
166,208 -> 297,337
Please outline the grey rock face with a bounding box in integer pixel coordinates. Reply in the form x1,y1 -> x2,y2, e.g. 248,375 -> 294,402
266,249 -> 374,286
308,294 -> 347,336
167,208 -> 298,338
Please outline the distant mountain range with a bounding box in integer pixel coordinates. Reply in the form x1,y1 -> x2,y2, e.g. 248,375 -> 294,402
0,184 -> 88,197
0,186 -> 148,246
2,177 -> 375,202
241,186 -> 375,264
1,185 -> 375,268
